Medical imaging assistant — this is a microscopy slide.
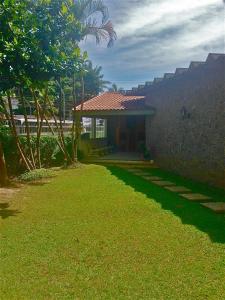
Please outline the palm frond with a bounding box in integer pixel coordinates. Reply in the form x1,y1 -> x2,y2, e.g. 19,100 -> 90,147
75,0 -> 109,23
84,20 -> 117,47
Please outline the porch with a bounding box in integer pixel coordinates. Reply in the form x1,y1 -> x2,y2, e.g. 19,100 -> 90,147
76,92 -> 155,159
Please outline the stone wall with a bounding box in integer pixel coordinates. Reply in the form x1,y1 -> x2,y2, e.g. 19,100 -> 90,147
144,54 -> 225,189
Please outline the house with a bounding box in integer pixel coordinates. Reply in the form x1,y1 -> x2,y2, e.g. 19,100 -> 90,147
76,92 -> 155,152
76,53 -> 225,189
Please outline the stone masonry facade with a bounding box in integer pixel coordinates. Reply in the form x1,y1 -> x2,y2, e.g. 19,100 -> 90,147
130,54 -> 225,189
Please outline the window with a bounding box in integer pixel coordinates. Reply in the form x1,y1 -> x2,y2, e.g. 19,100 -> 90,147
96,118 -> 107,139
82,118 -> 107,139
82,117 -> 93,138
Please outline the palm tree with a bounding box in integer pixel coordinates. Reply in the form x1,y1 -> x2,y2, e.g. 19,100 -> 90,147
108,83 -> 124,92
111,83 -> 118,92
83,61 -> 110,97
73,0 -> 117,47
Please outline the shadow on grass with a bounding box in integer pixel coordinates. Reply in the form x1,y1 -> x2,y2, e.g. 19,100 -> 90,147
107,166 -> 225,245
0,203 -> 20,219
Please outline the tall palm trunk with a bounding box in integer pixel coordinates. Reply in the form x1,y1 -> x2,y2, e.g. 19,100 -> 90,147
0,141 -> 9,186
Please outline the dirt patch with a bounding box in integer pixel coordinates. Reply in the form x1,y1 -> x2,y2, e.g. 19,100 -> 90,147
0,185 -> 21,202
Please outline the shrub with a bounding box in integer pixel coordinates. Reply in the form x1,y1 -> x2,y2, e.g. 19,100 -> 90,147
1,133 -> 88,175
18,168 -> 55,182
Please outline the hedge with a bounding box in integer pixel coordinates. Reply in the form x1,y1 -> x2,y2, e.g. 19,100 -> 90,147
0,126 -> 89,175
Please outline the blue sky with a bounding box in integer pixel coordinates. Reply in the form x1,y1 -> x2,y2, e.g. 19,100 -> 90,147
81,0 -> 225,90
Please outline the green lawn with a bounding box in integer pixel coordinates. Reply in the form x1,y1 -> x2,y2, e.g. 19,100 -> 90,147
1,165 -> 225,299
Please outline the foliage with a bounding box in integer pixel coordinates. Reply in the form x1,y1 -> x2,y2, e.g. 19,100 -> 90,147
0,0 -> 83,89
108,83 -> 124,92
60,60 -> 110,111
0,0 -> 116,172
0,123 -> 10,137
73,0 -> 117,47
138,142 -> 152,160
83,61 -> 110,97
1,133 -> 88,175
18,168 -> 55,182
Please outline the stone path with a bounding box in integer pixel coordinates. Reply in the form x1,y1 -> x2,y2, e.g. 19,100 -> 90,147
133,171 -> 150,176
152,180 -> 175,187
142,176 -> 162,181
165,186 -> 191,193
126,168 -> 139,172
127,169 -> 153,177
201,202 -> 225,213
125,167 -> 224,213
180,193 -> 211,201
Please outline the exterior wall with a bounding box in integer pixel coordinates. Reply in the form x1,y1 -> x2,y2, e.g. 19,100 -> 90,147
145,55 -> 225,189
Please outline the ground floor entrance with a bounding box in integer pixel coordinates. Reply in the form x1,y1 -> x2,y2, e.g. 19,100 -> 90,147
107,115 -> 146,152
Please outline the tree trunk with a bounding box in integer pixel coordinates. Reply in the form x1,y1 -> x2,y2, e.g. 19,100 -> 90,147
35,85 -> 49,169
74,74 -> 85,161
31,88 -> 41,168
19,88 -> 36,169
0,141 -> 9,187
37,101 -> 68,158
56,78 -> 72,165
6,91 -> 33,171
45,95 -> 69,161
72,73 -> 78,163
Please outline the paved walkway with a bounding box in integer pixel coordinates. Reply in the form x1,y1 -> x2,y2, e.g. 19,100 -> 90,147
126,167 -> 225,213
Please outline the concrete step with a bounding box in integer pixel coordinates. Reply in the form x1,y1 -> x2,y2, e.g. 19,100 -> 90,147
83,158 -> 157,166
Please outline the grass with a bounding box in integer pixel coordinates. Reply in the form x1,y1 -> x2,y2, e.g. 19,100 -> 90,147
1,164 -> 225,299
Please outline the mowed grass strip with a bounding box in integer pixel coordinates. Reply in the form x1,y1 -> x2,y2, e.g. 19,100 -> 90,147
1,165 -> 225,299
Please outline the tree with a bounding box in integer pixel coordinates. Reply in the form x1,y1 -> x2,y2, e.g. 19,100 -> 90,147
0,105 -> 9,186
0,0 -> 116,172
0,0 -> 83,169
108,83 -> 124,92
0,141 -> 8,186
83,61 -> 110,97
73,0 -> 117,47
0,111 -> 9,186
62,60 -> 110,115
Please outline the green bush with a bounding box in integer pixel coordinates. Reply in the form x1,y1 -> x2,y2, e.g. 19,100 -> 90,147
1,131 -> 88,176
18,168 -> 55,182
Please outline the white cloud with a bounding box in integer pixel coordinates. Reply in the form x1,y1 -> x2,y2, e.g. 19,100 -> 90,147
81,0 -> 225,89
116,0 -> 222,38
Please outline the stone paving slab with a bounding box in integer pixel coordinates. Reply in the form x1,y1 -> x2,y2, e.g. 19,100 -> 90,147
180,193 -> 211,201
132,171 -> 150,176
142,176 -> 162,181
165,186 -> 192,193
201,202 -> 225,213
128,170 -> 145,174
152,180 -> 175,186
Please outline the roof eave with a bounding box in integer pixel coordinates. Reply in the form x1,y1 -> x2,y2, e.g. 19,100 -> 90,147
78,108 -> 155,117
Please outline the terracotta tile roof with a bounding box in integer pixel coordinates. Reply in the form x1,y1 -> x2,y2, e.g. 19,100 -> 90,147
76,92 -> 146,112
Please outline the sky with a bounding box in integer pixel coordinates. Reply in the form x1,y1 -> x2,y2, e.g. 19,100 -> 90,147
80,0 -> 225,90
